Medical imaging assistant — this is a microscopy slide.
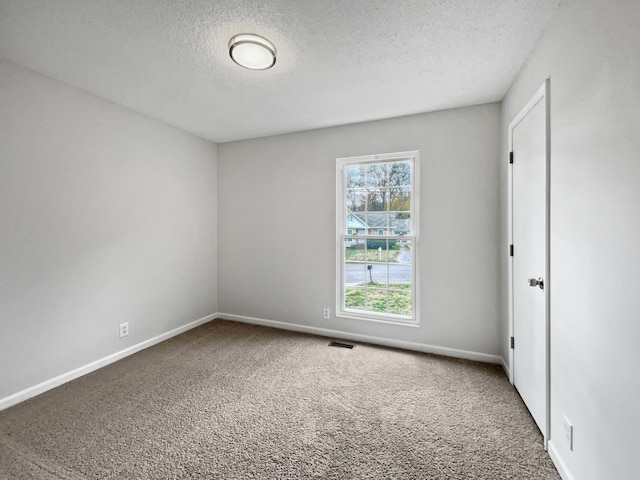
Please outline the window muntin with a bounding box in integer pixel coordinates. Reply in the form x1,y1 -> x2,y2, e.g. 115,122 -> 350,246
336,151 -> 419,325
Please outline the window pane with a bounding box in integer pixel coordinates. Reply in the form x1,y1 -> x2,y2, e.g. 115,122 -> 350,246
346,165 -> 365,188
365,212 -> 388,233
346,190 -> 366,212
366,163 -> 389,188
390,212 -> 411,235
366,188 -> 388,212
388,291 -> 412,316
365,240 -> 389,261
344,240 -> 367,284
345,246 -> 366,264
363,260 -> 388,288
390,240 -> 412,290
344,287 -> 365,310
346,211 -> 366,235
388,162 -> 411,186
364,288 -> 388,314
389,187 -> 410,211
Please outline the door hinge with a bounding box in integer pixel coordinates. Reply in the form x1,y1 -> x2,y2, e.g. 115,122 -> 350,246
510,336 -> 515,349
509,151 -> 514,164
510,244 -> 514,257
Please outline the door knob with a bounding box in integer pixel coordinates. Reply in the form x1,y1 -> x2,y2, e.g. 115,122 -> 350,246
528,277 -> 544,289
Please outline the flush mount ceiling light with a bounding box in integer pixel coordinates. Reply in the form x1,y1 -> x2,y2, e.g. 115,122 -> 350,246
228,34 -> 276,70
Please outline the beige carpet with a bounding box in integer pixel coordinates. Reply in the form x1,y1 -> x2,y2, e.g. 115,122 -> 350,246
0,320 -> 560,479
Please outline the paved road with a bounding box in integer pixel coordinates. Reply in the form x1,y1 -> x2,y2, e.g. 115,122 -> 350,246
345,262 -> 411,285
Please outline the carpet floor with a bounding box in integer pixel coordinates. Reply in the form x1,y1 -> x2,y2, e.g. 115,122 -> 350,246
0,320 -> 560,479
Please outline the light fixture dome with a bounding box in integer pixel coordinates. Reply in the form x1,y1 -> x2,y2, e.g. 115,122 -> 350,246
228,34 -> 276,70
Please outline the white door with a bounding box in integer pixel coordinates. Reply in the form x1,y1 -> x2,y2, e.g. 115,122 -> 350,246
511,84 -> 548,439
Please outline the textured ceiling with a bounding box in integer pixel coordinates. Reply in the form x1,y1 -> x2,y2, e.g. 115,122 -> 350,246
0,0 -> 559,143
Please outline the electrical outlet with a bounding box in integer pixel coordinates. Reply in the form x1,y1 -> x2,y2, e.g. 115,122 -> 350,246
323,308 -> 330,319
563,415 -> 573,451
119,322 -> 129,338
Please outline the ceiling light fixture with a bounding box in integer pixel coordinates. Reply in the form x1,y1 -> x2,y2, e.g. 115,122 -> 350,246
228,34 -> 276,70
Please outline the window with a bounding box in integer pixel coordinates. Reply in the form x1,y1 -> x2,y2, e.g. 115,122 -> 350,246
336,151 -> 419,325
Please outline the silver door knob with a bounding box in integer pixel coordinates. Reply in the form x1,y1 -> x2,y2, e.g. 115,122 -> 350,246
528,277 -> 544,289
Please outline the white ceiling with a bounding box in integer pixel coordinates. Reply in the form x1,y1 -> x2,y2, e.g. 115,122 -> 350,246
0,0 -> 559,143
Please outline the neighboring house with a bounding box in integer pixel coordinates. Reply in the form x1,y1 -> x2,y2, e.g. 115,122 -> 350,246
346,213 -> 367,247
346,212 -> 410,248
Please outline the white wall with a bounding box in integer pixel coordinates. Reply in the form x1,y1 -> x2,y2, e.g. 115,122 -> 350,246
499,0 -> 640,478
218,103 -> 502,358
0,60 -> 218,401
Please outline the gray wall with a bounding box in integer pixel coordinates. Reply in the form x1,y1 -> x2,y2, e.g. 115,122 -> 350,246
0,60 -> 218,400
499,0 -> 640,478
218,103 -> 502,357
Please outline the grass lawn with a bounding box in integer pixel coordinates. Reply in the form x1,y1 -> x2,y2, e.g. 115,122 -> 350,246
344,248 -> 400,262
345,284 -> 412,316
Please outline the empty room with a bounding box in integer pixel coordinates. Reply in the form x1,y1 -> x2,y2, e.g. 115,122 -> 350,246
1,0 -> 638,479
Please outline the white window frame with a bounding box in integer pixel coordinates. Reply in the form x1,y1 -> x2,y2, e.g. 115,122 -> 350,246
336,150 -> 420,326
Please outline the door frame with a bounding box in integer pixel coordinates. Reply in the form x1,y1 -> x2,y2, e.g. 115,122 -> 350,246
507,79 -> 551,448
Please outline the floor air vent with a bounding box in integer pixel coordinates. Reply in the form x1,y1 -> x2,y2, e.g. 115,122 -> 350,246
328,341 -> 354,349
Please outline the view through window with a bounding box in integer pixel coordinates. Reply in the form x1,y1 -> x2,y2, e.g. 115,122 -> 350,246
336,151 -> 419,324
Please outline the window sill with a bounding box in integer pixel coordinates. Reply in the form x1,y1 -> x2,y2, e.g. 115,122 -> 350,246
336,311 -> 420,328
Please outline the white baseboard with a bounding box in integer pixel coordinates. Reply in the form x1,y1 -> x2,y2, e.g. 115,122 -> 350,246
0,313 -> 217,412
500,356 -> 511,380
217,312 -> 503,365
548,440 -> 576,480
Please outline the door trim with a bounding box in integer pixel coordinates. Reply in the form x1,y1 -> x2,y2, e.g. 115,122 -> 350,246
507,79 -> 551,448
